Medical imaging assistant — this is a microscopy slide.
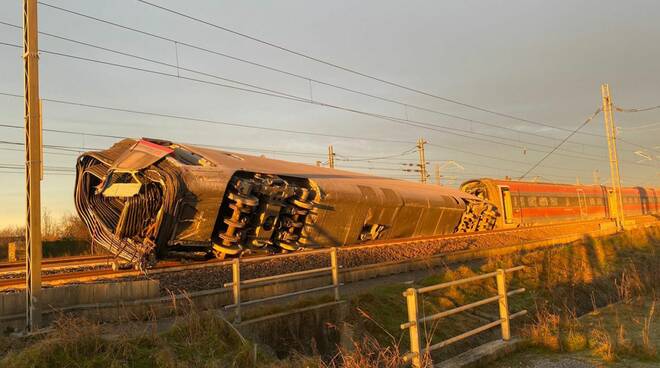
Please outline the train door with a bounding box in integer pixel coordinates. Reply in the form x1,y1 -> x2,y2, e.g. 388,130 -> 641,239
499,186 -> 514,225
577,189 -> 586,218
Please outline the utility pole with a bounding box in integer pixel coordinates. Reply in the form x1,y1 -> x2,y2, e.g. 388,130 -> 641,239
434,163 -> 441,185
328,145 -> 335,168
23,0 -> 42,331
416,138 -> 428,183
593,169 -> 600,185
601,84 -> 625,231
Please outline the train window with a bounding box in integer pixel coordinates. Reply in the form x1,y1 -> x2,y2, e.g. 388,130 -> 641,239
550,197 -> 558,207
539,197 -> 548,207
512,196 -> 518,207
589,198 -> 595,205
500,187 -> 514,224
528,196 -> 537,207
519,197 -> 526,207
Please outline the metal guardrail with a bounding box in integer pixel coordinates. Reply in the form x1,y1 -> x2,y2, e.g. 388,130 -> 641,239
400,266 -> 527,367
223,247 -> 342,323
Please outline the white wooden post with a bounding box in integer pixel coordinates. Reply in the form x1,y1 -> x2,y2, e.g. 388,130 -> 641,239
232,258 -> 241,323
405,288 -> 423,368
496,269 -> 511,341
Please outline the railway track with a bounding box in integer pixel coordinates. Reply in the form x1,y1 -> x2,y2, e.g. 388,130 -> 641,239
0,216 -> 656,333
0,217 -> 638,291
0,255 -> 113,275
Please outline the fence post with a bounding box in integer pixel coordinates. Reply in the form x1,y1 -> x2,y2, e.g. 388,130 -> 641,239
8,242 -> 17,262
405,288 -> 423,368
232,258 -> 241,323
330,247 -> 340,301
496,269 -> 511,341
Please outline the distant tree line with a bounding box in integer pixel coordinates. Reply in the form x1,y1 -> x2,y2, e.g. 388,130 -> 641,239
0,209 -> 91,243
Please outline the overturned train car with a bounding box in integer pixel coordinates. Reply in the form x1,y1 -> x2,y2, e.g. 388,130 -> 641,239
74,138 -> 497,265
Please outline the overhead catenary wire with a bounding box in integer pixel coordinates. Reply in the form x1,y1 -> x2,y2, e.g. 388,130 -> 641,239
334,147 -> 418,162
10,9 -> 611,148
4,116 -> 637,181
519,108 -> 602,180
3,131 -> 655,183
1,116 -> 599,176
0,91 -> 412,145
3,13 -> 651,155
0,121 -> 584,179
618,121 -> 660,132
130,3 -> 660,155
0,17 -> 655,182
0,89 -> 625,172
0,39 -> 612,160
131,0 -> 610,137
615,104 -> 660,113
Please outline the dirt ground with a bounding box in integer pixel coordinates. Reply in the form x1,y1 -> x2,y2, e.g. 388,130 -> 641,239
493,298 -> 660,368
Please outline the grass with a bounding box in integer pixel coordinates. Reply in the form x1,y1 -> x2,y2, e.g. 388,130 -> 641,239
0,226 -> 659,367
0,312 -> 262,368
346,226 -> 660,363
494,297 -> 659,367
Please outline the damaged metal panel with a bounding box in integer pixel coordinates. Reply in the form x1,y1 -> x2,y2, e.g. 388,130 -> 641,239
75,138 -> 498,267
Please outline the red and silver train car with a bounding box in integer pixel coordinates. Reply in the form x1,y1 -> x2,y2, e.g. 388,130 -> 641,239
461,178 -> 659,228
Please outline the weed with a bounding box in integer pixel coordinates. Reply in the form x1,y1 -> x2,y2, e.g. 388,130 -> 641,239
589,326 -> 616,362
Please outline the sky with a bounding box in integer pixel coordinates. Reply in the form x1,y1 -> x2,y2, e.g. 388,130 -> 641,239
0,0 -> 659,226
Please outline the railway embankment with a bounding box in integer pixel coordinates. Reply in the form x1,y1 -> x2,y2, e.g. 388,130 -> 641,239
0,224 -> 658,367
339,224 -> 660,365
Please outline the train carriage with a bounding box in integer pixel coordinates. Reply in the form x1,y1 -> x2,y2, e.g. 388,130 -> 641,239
74,138 -> 497,265
621,187 -> 659,216
461,178 -> 659,228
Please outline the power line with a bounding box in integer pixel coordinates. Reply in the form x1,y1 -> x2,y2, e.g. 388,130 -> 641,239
132,0 -> 605,136
519,108 -> 602,180
0,170 -> 75,177
0,39 -> 610,159
0,91 -> 413,144
618,121 -> 660,131
9,13 -> 650,158
7,4 -> 655,174
3,123 -> 631,181
0,123 -> 339,159
335,147 -> 418,162
0,118 -> 546,176
615,104 -> 660,113
0,146 -> 78,157
14,9 -> 610,148
1,89 -> 656,179
130,2 -> 660,155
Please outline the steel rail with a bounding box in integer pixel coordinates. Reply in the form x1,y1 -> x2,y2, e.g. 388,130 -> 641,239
0,216 -> 655,291
0,255 -> 113,274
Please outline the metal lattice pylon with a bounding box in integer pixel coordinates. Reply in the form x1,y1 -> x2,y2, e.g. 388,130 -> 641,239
601,84 -> 625,231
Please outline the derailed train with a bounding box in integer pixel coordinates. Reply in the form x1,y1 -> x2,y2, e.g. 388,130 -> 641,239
74,138 -> 659,267
74,138 -> 498,266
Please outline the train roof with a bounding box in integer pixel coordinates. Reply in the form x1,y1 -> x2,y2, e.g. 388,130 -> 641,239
81,138 -> 478,200
461,178 -> 659,192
